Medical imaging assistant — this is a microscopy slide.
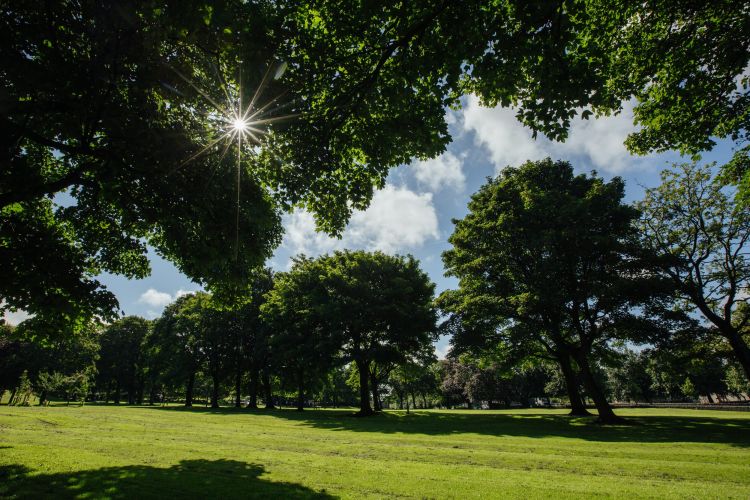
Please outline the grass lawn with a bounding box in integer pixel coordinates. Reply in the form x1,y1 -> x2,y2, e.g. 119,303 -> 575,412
0,405 -> 748,499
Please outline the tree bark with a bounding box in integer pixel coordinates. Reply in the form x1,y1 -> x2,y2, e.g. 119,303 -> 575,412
355,359 -> 373,415
247,368 -> 259,409
557,354 -> 591,416
369,370 -> 381,412
185,370 -> 195,407
296,367 -> 305,411
262,369 -> 275,409
234,366 -> 243,408
210,373 -> 220,409
574,351 -> 622,424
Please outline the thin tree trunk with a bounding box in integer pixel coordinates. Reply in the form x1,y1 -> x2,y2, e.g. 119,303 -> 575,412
247,368 -> 258,409
574,351 -> 622,424
356,359 -> 373,415
114,380 -> 121,405
558,354 -> 591,416
234,366 -> 243,408
369,370 -> 381,412
185,370 -> 195,407
211,373 -> 220,408
262,370 -> 275,409
296,367 -> 305,411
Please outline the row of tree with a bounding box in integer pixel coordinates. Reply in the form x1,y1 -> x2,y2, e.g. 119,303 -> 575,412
2,156 -> 748,419
1,251 -> 438,415
3,316 -> 747,410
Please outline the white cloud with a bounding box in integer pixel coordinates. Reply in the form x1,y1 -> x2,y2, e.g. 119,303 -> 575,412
137,288 -> 200,316
138,288 -> 173,308
281,184 -> 439,258
461,95 -> 647,174
412,152 -> 465,192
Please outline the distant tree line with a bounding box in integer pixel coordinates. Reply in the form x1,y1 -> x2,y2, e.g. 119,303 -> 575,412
1,156 -> 748,421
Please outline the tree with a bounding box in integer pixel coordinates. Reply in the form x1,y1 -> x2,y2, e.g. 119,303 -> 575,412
153,295 -> 205,407
606,350 -> 654,403
441,159 -> 673,423
222,268 -> 275,409
639,161 -> 750,379
262,257 -> 339,411
97,316 -> 150,404
318,251 -> 438,415
5,1 -> 747,332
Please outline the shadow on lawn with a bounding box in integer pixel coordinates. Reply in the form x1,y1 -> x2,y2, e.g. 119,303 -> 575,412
0,458 -> 334,499
142,405 -> 750,446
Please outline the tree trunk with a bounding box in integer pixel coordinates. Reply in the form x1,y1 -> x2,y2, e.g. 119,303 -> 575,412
262,370 -> 275,409
247,369 -> 259,409
574,351 -> 622,424
234,366 -> 243,408
726,328 -> 750,381
296,367 -> 305,411
558,353 -> 591,416
369,370 -> 381,412
185,370 -> 195,407
355,359 -> 373,415
411,392 -> 417,409
210,373 -> 220,408
38,390 -> 47,406
114,380 -> 121,405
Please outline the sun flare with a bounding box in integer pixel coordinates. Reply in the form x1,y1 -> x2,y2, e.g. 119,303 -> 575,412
232,117 -> 247,132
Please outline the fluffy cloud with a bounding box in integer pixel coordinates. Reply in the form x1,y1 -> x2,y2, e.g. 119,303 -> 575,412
461,95 -> 646,174
138,288 -> 173,308
281,184 -> 439,258
137,288 -> 199,318
412,152 -> 466,192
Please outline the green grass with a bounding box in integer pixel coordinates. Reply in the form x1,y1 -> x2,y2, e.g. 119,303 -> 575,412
0,405 -> 748,499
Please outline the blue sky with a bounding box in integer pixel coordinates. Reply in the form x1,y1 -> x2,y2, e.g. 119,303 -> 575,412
6,98 -> 739,357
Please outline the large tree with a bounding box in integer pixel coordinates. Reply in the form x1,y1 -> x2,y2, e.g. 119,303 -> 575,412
152,295 -> 205,407
4,1 -> 747,330
261,257 -> 339,411
317,251 -> 437,415
441,159 -> 673,423
97,316 -> 150,404
639,161 -> 750,379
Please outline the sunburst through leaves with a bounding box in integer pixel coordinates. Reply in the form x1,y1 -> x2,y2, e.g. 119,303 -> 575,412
170,60 -> 296,261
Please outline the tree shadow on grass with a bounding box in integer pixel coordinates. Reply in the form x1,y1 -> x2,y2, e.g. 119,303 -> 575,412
141,406 -> 750,447
0,459 -> 335,499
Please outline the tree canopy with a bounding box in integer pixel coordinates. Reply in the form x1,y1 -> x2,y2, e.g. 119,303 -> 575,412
639,160 -> 750,379
440,158 -> 678,423
3,0 -> 748,331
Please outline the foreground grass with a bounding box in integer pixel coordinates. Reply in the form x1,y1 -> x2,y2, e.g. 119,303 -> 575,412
0,405 -> 748,499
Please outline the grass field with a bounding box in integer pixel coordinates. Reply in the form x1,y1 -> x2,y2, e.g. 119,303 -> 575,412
0,405 -> 748,499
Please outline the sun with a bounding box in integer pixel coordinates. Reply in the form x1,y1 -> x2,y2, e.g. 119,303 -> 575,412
232,117 -> 247,132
